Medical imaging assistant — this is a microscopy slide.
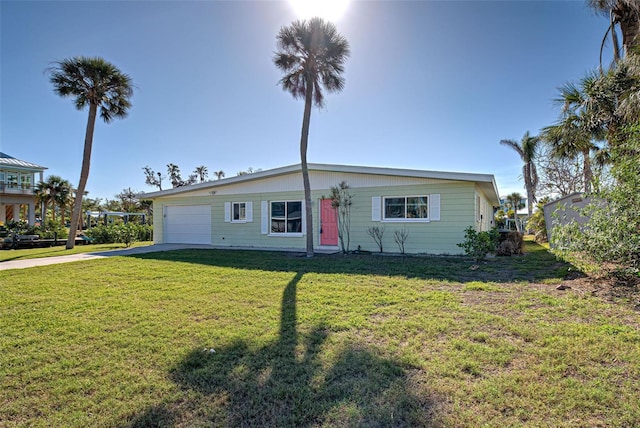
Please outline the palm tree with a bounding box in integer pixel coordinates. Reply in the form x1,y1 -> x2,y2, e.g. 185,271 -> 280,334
34,181 -> 52,224
542,117 -> 600,193
167,163 -> 182,187
49,57 -> 133,249
500,131 -> 540,218
34,175 -> 72,224
542,72 -> 610,193
194,165 -> 208,183
274,17 -> 350,257
506,192 -> 525,232
214,170 -> 225,180
589,0 -> 640,67
55,181 -> 73,226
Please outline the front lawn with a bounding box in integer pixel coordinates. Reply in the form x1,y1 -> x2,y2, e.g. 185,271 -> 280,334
1,242 -> 638,427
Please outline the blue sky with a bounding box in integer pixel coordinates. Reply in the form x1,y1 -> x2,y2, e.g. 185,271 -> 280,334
1,1 -> 608,201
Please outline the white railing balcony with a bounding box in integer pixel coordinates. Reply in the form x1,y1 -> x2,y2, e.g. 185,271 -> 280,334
0,182 -> 34,195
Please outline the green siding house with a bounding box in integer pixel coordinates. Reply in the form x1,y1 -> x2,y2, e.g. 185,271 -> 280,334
142,164 -> 500,255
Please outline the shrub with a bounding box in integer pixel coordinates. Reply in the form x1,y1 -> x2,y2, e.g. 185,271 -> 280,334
367,226 -> 385,252
5,220 -> 68,239
85,223 -> 152,245
495,231 -> 524,256
457,226 -> 499,261
393,227 -> 409,254
551,124 -> 640,277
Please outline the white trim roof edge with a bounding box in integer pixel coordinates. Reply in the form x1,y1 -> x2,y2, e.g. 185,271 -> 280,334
138,163 -> 499,200
0,153 -> 48,171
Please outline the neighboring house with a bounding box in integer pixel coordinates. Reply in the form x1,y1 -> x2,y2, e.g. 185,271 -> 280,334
543,192 -> 592,245
0,153 -> 47,225
142,163 -> 501,255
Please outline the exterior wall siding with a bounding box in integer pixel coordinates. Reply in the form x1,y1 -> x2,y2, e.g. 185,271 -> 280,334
474,185 -> 497,232
153,178 -> 480,254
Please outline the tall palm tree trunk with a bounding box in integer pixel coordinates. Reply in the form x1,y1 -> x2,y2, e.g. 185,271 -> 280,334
66,102 -> 97,249
300,81 -> 314,258
524,163 -> 534,218
50,199 -> 56,223
583,149 -> 593,194
617,5 -> 640,56
41,203 -> 48,226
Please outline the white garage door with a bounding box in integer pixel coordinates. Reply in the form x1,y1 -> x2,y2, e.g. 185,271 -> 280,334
164,205 -> 211,244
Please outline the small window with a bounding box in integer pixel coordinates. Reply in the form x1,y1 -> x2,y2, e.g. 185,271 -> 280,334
6,172 -> 18,188
232,202 -> 246,222
20,173 -> 32,190
271,201 -> 302,234
383,196 -> 429,221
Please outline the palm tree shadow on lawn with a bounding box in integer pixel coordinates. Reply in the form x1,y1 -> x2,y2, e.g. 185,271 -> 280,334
128,239 -> 581,284
128,272 -> 437,427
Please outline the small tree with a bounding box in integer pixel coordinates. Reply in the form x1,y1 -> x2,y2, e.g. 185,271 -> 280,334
393,227 -> 409,254
329,181 -> 353,254
143,166 -> 164,191
367,226 -> 385,252
116,187 -> 140,213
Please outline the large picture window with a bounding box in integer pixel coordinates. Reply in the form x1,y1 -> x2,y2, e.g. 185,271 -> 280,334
271,201 -> 302,234
383,196 -> 429,221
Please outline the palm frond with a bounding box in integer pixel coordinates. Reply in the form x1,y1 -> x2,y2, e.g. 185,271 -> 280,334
499,139 -> 524,159
49,56 -> 133,122
274,17 -> 350,108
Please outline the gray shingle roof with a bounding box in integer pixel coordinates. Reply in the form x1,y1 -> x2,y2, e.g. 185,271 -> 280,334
0,152 -> 47,170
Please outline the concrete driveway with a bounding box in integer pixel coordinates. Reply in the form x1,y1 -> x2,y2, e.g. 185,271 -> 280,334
0,244 -> 214,271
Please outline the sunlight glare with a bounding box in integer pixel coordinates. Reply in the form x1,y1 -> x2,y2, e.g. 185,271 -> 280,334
289,0 -> 350,21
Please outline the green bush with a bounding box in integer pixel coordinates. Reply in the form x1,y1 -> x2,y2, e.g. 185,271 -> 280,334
4,220 -> 68,239
552,124 -> 640,277
457,226 -> 499,261
85,223 -> 152,246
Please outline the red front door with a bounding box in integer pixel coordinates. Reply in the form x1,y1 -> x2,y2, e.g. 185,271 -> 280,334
320,199 -> 338,246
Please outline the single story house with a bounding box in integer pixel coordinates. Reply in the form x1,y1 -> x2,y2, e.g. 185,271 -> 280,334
142,163 -> 501,255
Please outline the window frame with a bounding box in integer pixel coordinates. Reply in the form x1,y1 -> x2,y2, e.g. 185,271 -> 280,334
270,200 -> 303,236
231,202 -> 247,223
6,171 -> 19,189
382,195 -> 430,222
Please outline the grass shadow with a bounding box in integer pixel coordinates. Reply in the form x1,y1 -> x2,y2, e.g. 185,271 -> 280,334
128,272 -> 437,427
126,240 -> 582,284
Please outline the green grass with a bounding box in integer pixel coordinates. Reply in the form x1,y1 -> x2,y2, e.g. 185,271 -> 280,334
0,241 -> 152,262
1,241 -> 638,427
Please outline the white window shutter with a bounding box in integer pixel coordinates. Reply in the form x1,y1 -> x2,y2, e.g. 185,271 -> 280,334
301,200 -> 307,235
261,201 -> 268,234
371,197 -> 381,221
246,201 -> 253,222
224,202 -> 231,222
430,194 -> 440,221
